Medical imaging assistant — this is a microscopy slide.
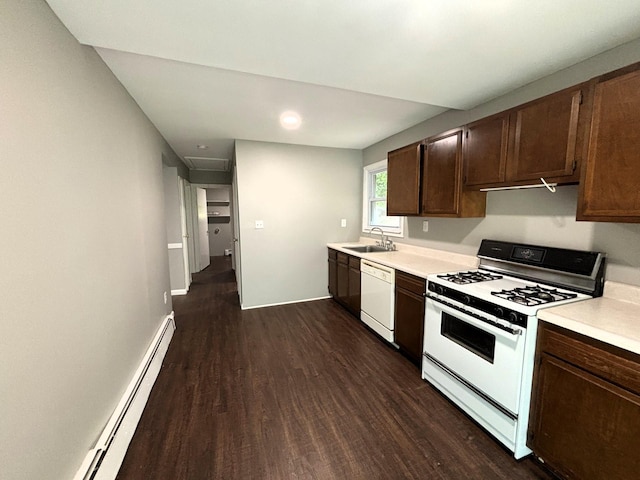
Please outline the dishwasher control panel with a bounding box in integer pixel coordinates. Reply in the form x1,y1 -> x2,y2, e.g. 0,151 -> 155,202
360,260 -> 395,284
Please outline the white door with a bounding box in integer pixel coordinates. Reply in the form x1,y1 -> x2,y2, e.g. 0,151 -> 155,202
196,187 -> 210,270
179,177 -> 192,289
232,168 -> 242,305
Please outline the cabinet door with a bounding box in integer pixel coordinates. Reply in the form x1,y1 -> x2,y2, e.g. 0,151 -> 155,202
394,286 -> 425,365
529,353 -> 640,480
387,142 -> 422,215
336,253 -> 349,306
394,272 -> 426,365
578,67 -> 640,222
328,250 -> 337,297
347,258 -> 361,315
422,129 -> 463,215
507,87 -> 584,182
463,113 -> 509,187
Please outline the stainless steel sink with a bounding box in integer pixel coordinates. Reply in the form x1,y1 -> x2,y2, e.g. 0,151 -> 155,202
343,245 -> 388,253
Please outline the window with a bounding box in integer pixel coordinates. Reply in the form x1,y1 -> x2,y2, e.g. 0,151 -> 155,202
362,160 -> 403,236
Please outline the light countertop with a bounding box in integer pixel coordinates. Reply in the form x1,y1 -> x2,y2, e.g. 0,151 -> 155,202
327,240 -> 477,279
538,281 -> 640,355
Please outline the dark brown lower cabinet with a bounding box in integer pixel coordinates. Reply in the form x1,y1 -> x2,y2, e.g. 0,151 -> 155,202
328,249 -> 360,317
347,256 -> 360,315
394,271 -> 426,365
328,248 -> 337,297
528,322 -> 640,480
336,252 -> 349,307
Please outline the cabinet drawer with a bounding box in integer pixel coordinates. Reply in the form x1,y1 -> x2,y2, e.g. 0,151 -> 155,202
539,322 -> 640,395
348,256 -> 360,270
337,252 -> 349,265
395,271 -> 426,296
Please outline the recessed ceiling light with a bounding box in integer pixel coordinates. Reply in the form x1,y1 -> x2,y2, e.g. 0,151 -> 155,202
280,111 -> 302,130
196,144 -> 208,149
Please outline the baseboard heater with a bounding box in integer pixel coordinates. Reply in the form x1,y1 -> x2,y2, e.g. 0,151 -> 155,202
73,312 -> 176,480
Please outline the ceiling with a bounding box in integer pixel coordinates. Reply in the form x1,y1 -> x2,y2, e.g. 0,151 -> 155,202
47,0 -> 640,168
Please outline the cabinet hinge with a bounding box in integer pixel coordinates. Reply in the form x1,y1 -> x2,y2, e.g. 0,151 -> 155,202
578,91 -> 584,105
465,131 -> 469,139
572,160 -> 577,172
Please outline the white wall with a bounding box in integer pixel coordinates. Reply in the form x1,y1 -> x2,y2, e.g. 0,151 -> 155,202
235,140 -> 362,308
363,39 -> 640,287
0,2 -> 180,479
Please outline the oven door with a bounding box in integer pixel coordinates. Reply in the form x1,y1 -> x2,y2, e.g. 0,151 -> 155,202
423,297 -> 526,415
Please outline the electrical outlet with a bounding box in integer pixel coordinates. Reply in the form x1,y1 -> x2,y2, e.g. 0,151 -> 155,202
163,291 -> 168,304
422,220 -> 429,232
341,218 -> 347,227
255,220 -> 264,229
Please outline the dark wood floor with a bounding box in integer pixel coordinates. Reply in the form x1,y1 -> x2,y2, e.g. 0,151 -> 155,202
116,256 -> 556,480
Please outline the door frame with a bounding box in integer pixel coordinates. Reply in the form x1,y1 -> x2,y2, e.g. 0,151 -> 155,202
190,183 -> 235,273
178,177 -> 192,290
231,170 -> 242,306
195,187 -> 210,271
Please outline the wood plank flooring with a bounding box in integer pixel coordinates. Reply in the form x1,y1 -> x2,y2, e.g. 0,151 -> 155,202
116,256 -> 556,480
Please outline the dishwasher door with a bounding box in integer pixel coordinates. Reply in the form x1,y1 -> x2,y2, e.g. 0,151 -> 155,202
360,260 -> 395,342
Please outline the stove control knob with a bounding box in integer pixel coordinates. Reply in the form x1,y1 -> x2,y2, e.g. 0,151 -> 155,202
462,295 -> 471,305
494,307 -> 504,318
509,311 -> 519,323
435,285 -> 444,295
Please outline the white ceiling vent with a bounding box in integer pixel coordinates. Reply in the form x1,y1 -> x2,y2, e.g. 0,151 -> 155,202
183,156 -> 230,171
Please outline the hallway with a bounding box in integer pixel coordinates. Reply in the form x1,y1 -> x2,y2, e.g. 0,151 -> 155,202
115,256 -> 554,479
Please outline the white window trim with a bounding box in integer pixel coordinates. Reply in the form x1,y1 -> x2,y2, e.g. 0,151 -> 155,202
362,159 -> 404,238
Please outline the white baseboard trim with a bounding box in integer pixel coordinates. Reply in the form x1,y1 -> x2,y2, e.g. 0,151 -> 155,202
73,313 -> 176,480
241,295 -> 331,310
171,289 -> 188,296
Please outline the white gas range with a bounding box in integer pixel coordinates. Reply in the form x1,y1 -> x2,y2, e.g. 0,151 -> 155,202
422,240 -> 605,459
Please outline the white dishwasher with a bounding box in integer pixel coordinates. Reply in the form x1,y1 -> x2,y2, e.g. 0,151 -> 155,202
360,259 -> 395,343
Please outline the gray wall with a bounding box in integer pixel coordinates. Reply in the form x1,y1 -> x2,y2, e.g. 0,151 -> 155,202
190,169 -> 232,185
363,39 -> 640,287
235,140 -> 362,308
0,2 -> 177,479
162,152 -> 190,180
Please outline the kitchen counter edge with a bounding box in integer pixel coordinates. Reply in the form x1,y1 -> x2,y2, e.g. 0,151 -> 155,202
538,281 -> 640,356
327,242 -> 477,279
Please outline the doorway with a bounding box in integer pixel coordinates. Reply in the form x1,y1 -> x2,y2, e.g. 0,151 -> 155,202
185,183 -> 235,275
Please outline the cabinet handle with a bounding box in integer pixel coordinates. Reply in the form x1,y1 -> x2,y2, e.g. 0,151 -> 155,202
540,177 -> 556,193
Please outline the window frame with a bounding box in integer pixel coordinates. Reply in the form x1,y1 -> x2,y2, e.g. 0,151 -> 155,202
362,159 -> 404,237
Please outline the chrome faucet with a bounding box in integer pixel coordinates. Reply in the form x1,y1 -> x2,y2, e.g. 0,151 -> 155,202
370,227 -> 386,247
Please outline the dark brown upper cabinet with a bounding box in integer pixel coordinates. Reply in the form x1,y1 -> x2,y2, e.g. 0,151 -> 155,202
577,63 -> 640,223
463,84 -> 590,190
507,86 -> 586,183
387,142 -> 422,215
422,129 -> 486,217
463,112 -> 509,187
387,132 -> 486,218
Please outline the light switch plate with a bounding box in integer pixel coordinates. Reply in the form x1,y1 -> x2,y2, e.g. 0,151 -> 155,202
341,218 -> 347,227
422,220 -> 429,232
255,220 -> 264,229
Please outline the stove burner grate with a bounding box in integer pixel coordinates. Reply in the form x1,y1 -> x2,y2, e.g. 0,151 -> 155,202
437,271 -> 503,284
492,285 -> 578,306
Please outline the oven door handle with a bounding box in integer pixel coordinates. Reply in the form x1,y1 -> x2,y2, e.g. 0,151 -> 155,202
426,294 -> 523,338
